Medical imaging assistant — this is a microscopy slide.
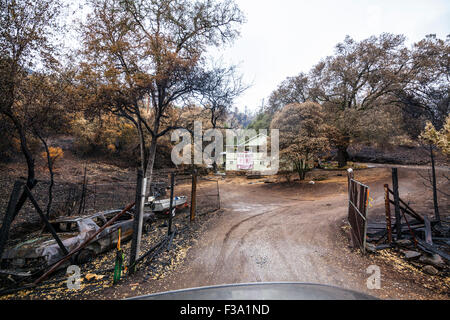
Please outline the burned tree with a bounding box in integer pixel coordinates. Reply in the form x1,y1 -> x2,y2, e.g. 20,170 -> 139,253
271,102 -> 329,180
79,0 -> 245,187
308,34 -> 411,167
0,0 -> 65,218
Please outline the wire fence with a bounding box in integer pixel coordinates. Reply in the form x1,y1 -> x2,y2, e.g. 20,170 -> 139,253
0,169 -> 221,226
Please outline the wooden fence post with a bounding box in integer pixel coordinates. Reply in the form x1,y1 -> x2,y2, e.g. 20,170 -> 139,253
347,168 -> 354,191
424,215 -> 433,245
384,184 -> 392,244
190,170 -> 197,222
429,145 -> 441,224
129,170 -> 147,274
0,181 -> 23,265
24,186 -> 71,260
392,168 -> 402,240
78,167 -> 87,215
346,168 -> 356,248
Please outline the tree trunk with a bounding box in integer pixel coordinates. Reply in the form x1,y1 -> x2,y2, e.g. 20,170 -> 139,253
145,134 -> 158,197
6,113 -> 37,217
295,159 -> 307,180
136,119 -> 148,175
337,146 -> 349,168
37,134 -> 54,219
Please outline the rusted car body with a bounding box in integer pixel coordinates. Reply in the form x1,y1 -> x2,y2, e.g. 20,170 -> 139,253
0,209 -> 154,275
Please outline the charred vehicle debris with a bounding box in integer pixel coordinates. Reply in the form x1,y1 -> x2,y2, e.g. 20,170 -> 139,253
0,209 -> 153,275
0,195 -> 188,277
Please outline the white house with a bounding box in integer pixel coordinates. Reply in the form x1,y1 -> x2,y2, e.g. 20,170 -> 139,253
224,133 -> 272,172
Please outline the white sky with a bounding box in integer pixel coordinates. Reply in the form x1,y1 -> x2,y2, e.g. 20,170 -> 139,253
209,0 -> 450,112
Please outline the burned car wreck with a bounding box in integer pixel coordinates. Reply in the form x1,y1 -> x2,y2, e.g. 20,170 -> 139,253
0,209 -> 155,276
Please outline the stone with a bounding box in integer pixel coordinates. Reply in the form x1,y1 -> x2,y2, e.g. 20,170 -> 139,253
422,265 -> 439,275
396,239 -> 411,246
365,243 -> 376,253
419,254 -> 445,268
401,250 -> 421,260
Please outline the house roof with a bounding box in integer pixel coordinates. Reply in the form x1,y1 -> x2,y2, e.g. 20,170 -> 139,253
225,132 -> 268,147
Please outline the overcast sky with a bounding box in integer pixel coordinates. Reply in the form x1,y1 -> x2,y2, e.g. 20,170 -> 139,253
209,0 -> 450,112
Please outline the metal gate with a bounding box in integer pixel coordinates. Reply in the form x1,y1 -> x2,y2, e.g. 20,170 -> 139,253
347,170 -> 369,254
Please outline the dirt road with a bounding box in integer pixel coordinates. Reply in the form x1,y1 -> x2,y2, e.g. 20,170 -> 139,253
101,167 -> 449,300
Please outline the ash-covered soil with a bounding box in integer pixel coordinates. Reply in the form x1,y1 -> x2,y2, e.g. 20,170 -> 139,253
86,167 -> 448,300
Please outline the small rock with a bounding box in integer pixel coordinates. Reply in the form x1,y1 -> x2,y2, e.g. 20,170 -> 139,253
365,243 -> 376,253
419,254 -> 445,268
401,250 -> 421,260
308,181 -> 315,185
422,265 -> 439,275
396,239 -> 411,246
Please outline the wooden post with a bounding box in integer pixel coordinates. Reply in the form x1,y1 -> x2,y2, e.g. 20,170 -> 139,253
358,184 -> 368,254
347,168 -> 354,191
190,170 -> 197,222
78,167 -> 87,215
346,168 -> 356,248
429,145 -> 441,224
423,215 -> 433,245
392,168 -> 402,240
24,186 -> 71,260
384,184 -> 392,244
93,182 -> 97,211
0,181 -> 23,265
168,173 -> 175,235
129,170 -> 147,274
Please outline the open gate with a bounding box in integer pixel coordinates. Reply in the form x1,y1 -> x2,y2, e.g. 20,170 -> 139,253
347,169 -> 369,254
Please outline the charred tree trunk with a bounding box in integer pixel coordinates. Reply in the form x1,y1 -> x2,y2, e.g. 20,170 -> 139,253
145,133 -> 158,196
294,159 -> 308,180
337,146 -> 349,168
36,133 -> 54,219
136,118 -> 148,175
5,113 -> 37,217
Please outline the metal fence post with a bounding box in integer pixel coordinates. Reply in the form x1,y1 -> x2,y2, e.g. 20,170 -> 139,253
216,180 -> 220,210
190,170 -> 197,222
168,173 -> 175,235
129,170 -> 147,274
